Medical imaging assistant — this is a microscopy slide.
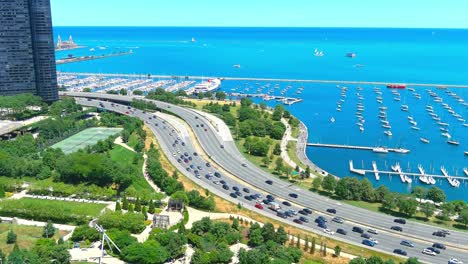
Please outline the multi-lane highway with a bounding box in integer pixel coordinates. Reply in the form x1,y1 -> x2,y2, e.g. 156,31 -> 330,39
71,93 -> 467,264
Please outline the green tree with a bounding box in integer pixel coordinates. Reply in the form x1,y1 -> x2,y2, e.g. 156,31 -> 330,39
334,245 -> 341,257
215,91 -> 227,101
321,175 -> 337,193
43,221 -> 56,238
238,249 -> 270,264
128,203 -> 134,213
426,187 -> 446,203
115,201 -> 122,211
411,186 -> 427,203
6,230 -> 16,244
274,157 -> 284,173
71,225 -> 100,242
459,208 -> 468,228
312,176 -> 322,190
398,198 -> 418,217
381,192 -> 398,211
404,257 -> 421,264
148,200 -> 155,214
261,156 -> 270,167
261,223 -> 276,242
273,143 -> 281,155
51,244 -> 71,264
420,202 -> 436,219
134,197 -> 142,212
275,226 -> 288,245
248,228 -> 264,247
231,218 -> 239,230
142,206 -> 148,220
310,237 -> 316,254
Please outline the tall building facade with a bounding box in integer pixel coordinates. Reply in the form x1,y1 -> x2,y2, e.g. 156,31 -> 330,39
0,0 -> 58,101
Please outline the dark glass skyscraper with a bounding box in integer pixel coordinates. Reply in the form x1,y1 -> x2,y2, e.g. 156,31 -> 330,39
0,0 -> 58,102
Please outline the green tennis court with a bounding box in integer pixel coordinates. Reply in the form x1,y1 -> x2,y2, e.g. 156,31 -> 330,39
51,127 -> 122,154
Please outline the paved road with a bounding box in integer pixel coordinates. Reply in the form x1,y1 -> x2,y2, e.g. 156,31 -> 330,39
72,93 -> 467,264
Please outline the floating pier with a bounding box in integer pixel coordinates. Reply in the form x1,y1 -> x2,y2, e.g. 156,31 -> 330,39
228,93 -> 303,105
349,160 -> 366,176
372,161 -> 380,181
349,161 -> 468,185
308,143 -> 409,154
56,51 -> 133,65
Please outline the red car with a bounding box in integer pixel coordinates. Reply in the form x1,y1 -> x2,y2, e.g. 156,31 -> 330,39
255,203 -> 264,210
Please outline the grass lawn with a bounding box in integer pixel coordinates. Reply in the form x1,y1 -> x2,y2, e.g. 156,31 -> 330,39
127,133 -> 140,149
108,144 -> 153,193
0,198 -> 106,218
287,141 -> 306,169
291,126 -> 300,138
0,223 -> 68,255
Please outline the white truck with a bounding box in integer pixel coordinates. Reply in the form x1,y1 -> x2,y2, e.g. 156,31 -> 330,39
268,202 -> 281,211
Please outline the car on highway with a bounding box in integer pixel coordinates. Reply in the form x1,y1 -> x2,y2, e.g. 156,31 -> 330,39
394,218 -> 406,224
265,180 -> 273,185
219,180 -> 226,185
315,216 -> 327,223
230,193 -> 238,199
222,185 -> 229,190
422,248 -> 436,256
393,249 -> 407,256
177,158 -> 182,163
293,219 -> 303,225
362,239 -> 376,247
361,233 -> 371,239
255,203 -> 264,210
213,180 -> 220,185
336,228 -> 347,235
440,229 -> 451,236
432,243 -> 446,250
205,162 -> 211,167
220,145 -> 224,149
266,195 -> 275,201
243,187 -> 250,193
303,208 -> 313,215
326,208 -> 337,214
193,152 -> 198,156
214,172 -> 221,178
352,227 -> 364,234
299,216 -> 309,223
244,195 -> 252,201
332,217 -> 344,224
298,210 -> 308,215
400,240 -> 414,248
232,186 -> 239,192
391,226 -> 403,232
323,229 -> 334,235
277,211 -> 287,219
433,231 -> 446,237
427,247 -> 440,254
241,163 -> 247,167
367,229 -> 378,235
318,222 -> 327,229
282,201 -> 291,207
234,191 -> 242,197
289,193 -> 298,198
448,258 -> 464,264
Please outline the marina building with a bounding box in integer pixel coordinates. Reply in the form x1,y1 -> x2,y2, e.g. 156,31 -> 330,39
0,0 -> 58,102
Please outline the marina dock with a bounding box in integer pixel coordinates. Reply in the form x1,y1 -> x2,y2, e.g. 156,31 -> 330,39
228,93 -> 303,105
58,72 -> 468,88
372,161 -> 380,181
349,160 -> 366,176
349,161 -> 468,183
56,51 -> 133,65
307,143 -> 410,154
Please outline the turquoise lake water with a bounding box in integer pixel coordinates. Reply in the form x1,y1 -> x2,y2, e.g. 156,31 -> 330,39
54,27 -> 468,201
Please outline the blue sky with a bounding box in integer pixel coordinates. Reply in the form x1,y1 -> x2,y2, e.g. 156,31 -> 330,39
51,0 -> 468,28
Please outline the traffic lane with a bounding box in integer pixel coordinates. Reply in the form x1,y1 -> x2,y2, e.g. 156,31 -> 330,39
74,94 -> 468,247
83,96 -> 464,250
176,108 -> 466,247
78,99 -> 462,264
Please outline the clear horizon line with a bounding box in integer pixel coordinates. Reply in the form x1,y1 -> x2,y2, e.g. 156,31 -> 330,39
52,25 -> 468,30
